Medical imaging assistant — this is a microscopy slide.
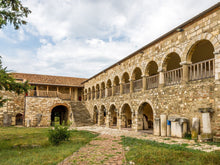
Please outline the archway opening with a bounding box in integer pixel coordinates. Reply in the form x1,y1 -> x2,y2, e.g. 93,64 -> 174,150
51,105 -> 68,126
132,67 -> 143,92
93,106 -> 98,124
96,84 -> 100,99
107,79 -> 112,97
109,105 -> 117,127
16,113 -> 23,125
138,102 -> 153,131
100,105 -> 107,126
121,104 -> 132,128
101,82 -> 105,98
145,61 -> 159,89
122,72 -> 130,94
187,40 -> 215,80
163,52 -> 182,85
113,76 -> 120,95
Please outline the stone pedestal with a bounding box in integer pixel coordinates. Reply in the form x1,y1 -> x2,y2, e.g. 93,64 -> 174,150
153,118 -> 160,136
191,118 -> 200,139
170,117 -> 188,138
160,114 -> 167,137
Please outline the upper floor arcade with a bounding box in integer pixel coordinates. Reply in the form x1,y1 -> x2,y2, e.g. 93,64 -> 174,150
83,4 -> 220,101
12,73 -> 86,101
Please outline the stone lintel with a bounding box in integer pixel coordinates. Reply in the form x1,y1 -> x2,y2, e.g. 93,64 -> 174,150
198,108 -> 214,113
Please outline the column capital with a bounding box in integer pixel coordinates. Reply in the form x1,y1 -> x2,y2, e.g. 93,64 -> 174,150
157,68 -> 164,72
180,61 -> 192,65
213,50 -> 220,55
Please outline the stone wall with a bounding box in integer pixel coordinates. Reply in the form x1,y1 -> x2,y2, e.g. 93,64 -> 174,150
84,7 -> 220,137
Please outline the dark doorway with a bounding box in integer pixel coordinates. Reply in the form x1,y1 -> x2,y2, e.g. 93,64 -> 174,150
16,113 -> 23,125
51,105 -> 68,126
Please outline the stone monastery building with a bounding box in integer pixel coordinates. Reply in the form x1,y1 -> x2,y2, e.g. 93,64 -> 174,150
1,3 -> 220,141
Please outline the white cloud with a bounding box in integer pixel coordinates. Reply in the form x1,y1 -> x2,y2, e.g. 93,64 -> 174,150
2,0 -> 219,78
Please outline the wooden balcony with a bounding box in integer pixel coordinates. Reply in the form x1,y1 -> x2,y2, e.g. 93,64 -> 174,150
146,74 -> 159,89
189,58 -> 214,81
133,79 -> 142,92
164,67 -> 183,86
123,83 -> 130,94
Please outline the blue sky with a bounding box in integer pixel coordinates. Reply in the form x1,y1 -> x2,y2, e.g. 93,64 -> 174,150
0,0 -> 219,78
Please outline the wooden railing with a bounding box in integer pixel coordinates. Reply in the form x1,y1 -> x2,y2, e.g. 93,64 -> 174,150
164,67 -> 183,86
101,89 -> 105,98
146,74 -> 159,89
96,91 -> 100,99
188,58 -> 214,81
114,85 -> 120,95
92,92 -> 95,100
28,90 -> 73,100
133,79 -> 142,92
107,88 -> 112,97
123,82 -> 130,94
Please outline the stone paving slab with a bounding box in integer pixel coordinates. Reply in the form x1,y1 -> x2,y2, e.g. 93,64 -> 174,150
74,126 -> 220,152
58,134 -> 125,165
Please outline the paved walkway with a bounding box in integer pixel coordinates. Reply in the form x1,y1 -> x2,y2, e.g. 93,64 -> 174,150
59,134 -> 125,165
75,126 -> 220,152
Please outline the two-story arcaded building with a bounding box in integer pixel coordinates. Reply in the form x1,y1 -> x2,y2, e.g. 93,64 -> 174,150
0,3 -> 220,141
83,3 -> 220,141
0,73 -> 92,127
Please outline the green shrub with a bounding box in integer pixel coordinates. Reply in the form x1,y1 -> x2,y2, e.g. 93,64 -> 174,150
48,125 -> 71,145
184,133 -> 192,139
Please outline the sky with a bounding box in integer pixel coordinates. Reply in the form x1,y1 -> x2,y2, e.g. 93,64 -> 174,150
0,0 -> 219,78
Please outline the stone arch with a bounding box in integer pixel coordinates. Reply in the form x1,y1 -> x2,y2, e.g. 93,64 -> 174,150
88,88 -> 91,100
182,33 -> 220,62
131,67 -> 142,80
100,82 -> 105,98
113,76 -> 120,86
106,79 -> 112,88
50,104 -> 69,126
96,84 -> 100,99
93,105 -> 98,124
186,39 -> 214,63
120,103 -> 133,128
92,86 -> 95,100
145,61 -> 159,76
109,104 -> 118,127
99,105 -> 107,125
162,52 -> 181,71
137,102 -> 154,130
15,113 -> 23,125
121,72 -> 130,83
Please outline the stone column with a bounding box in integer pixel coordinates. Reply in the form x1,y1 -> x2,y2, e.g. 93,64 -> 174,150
154,118 -> 160,136
158,69 -> 165,88
180,61 -> 191,84
160,114 -> 167,137
142,75 -> 147,91
130,79 -> 133,93
94,90 -> 97,100
36,86 -> 39,96
74,88 -> 78,101
105,87 -> 108,97
106,112 -> 110,128
191,118 -> 200,139
46,86 -> 49,96
118,115 -> 122,130
112,85 -> 115,96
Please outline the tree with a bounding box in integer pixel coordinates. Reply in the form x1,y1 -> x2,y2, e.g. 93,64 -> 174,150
0,0 -> 31,29
0,56 -> 31,107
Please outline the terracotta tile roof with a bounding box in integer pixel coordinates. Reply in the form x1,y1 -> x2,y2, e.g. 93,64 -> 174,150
12,73 -> 87,87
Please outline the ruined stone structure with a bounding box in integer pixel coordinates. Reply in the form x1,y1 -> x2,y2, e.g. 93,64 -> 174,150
83,3 -> 220,141
0,3 -> 220,141
0,73 -> 92,127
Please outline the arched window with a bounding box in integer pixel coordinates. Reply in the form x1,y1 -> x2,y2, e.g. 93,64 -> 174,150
88,88 -> 91,100
101,82 -> 105,98
96,84 -> 100,99
92,86 -> 95,100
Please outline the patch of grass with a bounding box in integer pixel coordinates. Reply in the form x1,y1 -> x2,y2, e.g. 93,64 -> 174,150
121,136 -> 220,165
163,138 -> 170,140
205,142 -> 220,147
0,127 -> 98,165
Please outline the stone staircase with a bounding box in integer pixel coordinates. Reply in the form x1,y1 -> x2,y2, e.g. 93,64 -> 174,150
70,101 -> 93,127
